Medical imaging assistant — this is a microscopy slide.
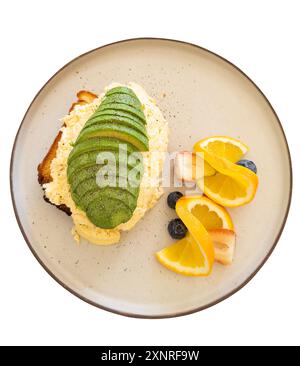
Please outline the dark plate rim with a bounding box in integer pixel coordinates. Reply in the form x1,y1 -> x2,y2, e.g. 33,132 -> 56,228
10,37 -> 293,319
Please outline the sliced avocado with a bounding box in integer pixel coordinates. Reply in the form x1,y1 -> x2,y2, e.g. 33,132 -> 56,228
83,114 -> 147,137
73,176 -> 140,200
66,86 -> 149,229
67,150 -> 143,184
68,151 -> 99,179
87,108 -> 146,127
68,150 -> 129,181
68,137 -> 138,164
79,187 -> 137,211
106,86 -> 137,98
97,103 -> 146,124
102,93 -> 141,110
68,165 -> 100,190
68,157 -> 143,191
76,123 -> 149,151
86,196 -> 133,229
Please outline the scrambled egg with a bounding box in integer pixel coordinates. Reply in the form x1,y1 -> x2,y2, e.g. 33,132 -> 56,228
44,82 -> 169,245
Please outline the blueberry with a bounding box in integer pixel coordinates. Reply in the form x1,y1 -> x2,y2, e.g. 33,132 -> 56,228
237,159 -> 257,174
168,219 -> 187,239
167,191 -> 183,209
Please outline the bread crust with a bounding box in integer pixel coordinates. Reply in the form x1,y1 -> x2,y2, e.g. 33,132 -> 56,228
38,90 -> 98,214
38,131 -> 63,185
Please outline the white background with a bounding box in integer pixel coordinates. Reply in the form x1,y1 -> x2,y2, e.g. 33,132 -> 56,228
0,0 -> 299,346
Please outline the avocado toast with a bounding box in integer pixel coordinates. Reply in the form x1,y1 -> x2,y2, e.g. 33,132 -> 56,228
39,82 -> 168,245
67,86 -> 148,229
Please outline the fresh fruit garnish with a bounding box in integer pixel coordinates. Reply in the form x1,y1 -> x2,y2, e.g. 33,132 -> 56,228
194,136 -> 249,163
175,196 -> 216,274
175,151 -> 216,182
237,159 -> 257,174
158,196 -> 215,276
157,228 -> 236,274
156,233 -> 213,276
208,229 -> 236,265
195,141 -> 258,208
167,191 -> 183,209
180,195 -> 234,230
168,218 -> 188,239
159,135 -> 258,276
158,196 -> 236,275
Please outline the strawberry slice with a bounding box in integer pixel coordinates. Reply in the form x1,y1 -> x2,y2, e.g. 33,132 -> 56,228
208,229 -> 236,265
175,151 -> 216,183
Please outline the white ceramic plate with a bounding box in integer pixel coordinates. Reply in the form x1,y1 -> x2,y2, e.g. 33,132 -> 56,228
11,38 -> 292,318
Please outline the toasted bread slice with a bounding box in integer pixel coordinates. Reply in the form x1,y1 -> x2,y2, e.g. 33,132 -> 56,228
38,131 -> 63,185
38,90 -> 98,214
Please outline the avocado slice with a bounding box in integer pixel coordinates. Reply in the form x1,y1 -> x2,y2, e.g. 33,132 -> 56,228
68,165 -> 100,190
87,108 -> 146,127
67,149 -> 142,182
68,157 -> 143,191
76,123 -> 149,151
79,187 -> 137,212
97,103 -> 146,124
68,150 -> 120,180
68,137 -> 138,164
73,176 -> 140,200
102,93 -> 142,110
68,155 -> 142,186
68,151 -> 100,179
106,86 -> 137,98
86,196 -> 133,229
84,114 -> 147,137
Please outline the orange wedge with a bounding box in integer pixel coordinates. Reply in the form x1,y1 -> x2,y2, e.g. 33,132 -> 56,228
156,234 -> 212,276
156,196 -> 215,276
156,196 -> 237,275
185,195 -> 234,230
194,138 -> 258,207
194,136 -> 249,163
180,196 -> 235,265
156,228 -> 236,272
